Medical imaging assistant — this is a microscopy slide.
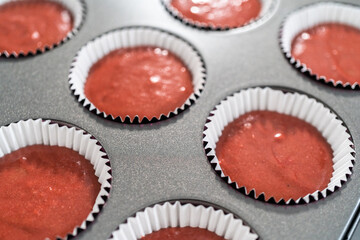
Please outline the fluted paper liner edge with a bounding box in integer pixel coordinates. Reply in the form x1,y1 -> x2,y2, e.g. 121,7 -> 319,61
161,0 -> 279,32
203,87 -> 355,204
109,201 -> 258,240
0,119 -> 112,239
280,2 -> 360,89
0,0 -> 85,58
69,26 -> 206,123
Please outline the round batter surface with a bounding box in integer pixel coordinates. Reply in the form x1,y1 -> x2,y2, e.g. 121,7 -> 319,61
0,0 -> 73,54
85,46 -> 193,120
291,23 -> 360,86
141,227 -> 225,240
0,145 -> 100,240
216,110 -> 333,202
170,0 -> 261,28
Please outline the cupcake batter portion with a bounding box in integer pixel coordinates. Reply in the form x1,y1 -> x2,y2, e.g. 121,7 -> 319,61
0,145 -> 100,240
170,0 -> 261,28
85,46 -> 193,120
141,227 -> 225,240
216,111 -> 333,202
0,0 -> 73,54
291,23 -> 360,85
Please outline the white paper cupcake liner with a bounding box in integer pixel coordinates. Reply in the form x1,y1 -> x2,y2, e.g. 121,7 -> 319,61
0,0 -> 85,58
203,87 -> 355,204
69,26 -> 206,123
108,200 -> 258,240
280,2 -> 360,89
0,119 -> 112,239
161,0 -> 278,32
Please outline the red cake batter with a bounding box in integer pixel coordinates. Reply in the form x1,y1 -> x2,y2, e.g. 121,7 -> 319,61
0,145 -> 100,240
170,0 -> 261,28
291,23 -> 360,85
141,227 -> 225,240
85,46 -> 193,120
216,111 -> 333,201
0,0 -> 73,54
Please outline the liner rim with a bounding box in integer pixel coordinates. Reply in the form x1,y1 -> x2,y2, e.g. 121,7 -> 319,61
108,199 -> 259,240
202,86 -> 356,205
279,1 -> 360,90
161,0 -> 279,32
0,118 -> 112,240
68,25 -> 207,124
0,0 -> 86,58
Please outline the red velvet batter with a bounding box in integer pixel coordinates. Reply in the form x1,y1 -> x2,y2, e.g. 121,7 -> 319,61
291,23 -> 360,85
170,0 -> 261,28
0,0 -> 73,54
0,145 -> 100,240
85,46 -> 193,120
141,227 -> 225,240
216,111 -> 333,201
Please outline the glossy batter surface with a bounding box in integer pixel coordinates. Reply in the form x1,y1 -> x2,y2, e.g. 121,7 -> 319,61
0,0 -> 73,54
141,227 -> 225,240
216,111 -> 333,201
291,23 -> 360,85
85,46 -> 193,120
0,145 -> 100,240
170,0 -> 261,28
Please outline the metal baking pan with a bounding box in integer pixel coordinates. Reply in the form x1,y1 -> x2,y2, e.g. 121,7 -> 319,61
1,0 -> 359,239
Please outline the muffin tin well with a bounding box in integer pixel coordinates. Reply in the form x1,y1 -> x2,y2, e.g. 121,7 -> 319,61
1,0 -> 359,239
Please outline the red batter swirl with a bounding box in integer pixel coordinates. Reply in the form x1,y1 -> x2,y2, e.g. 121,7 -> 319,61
85,46 -> 193,120
0,145 -> 100,240
170,0 -> 261,28
216,111 -> 333,202
0,0 -> 73,54
141,227 -> 225,240
291,23 -> 360,86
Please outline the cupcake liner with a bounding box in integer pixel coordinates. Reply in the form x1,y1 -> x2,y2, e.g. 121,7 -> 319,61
0,0 -> 86,58
0,119 -> 112,239
280,2 -> 360,89
161,0 -> 278,32
108,200 -> 258,240
69,26 -> 206,123
203,87 -> 355,204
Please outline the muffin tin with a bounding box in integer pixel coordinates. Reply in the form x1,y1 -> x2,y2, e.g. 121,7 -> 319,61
1,0 -> 359,239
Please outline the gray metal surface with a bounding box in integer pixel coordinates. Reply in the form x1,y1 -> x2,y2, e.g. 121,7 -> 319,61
0,0 -> 359,239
